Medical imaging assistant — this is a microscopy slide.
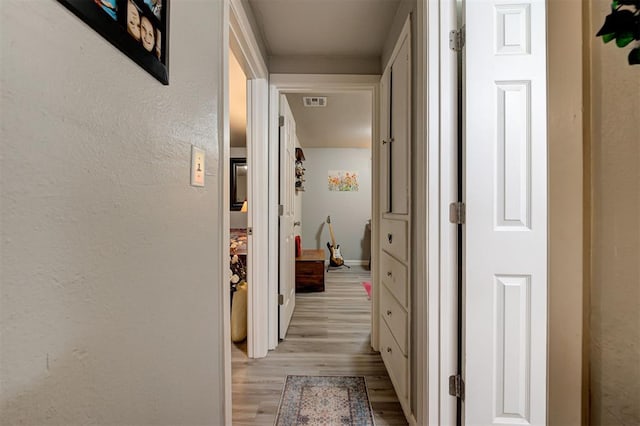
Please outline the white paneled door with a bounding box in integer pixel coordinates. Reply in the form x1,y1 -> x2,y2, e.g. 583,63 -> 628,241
279,95 -> 296,340
464,0 -> 548,424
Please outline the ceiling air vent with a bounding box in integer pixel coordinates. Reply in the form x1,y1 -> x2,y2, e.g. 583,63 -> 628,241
303,96 -> 327,107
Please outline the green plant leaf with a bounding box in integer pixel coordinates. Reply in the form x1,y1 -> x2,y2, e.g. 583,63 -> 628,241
615,32 -> 635,46
603,33 -> 616,43
629,47 -> 640,64
597,13 -> 618,36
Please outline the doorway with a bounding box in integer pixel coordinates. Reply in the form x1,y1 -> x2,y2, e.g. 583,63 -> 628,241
225,0 -> 270,366
280,91 -> 374,340
221,0 -> 550,424
267,75 -> 381,349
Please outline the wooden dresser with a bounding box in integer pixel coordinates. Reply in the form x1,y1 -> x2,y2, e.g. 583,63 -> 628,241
295,249 -> 325,292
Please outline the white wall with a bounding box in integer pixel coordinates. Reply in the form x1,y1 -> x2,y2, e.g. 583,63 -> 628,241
0,1 -> 225,424
301,148 -> 371,262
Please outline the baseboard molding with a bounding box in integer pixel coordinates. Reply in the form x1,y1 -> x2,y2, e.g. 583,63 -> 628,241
324,260 -> 368,266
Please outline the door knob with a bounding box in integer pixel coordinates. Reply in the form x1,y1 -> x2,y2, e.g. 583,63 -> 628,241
387,233 -> 393,243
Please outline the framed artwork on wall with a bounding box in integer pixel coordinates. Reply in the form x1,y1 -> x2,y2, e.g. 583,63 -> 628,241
230,158 -> 248,211
58,0 -> 169,85
328,170 -> 359,192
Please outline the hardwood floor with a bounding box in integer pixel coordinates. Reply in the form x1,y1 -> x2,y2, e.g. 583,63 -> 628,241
232,266 -> 408,425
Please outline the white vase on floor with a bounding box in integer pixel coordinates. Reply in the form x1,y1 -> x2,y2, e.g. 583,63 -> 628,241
231,281 -> 247,342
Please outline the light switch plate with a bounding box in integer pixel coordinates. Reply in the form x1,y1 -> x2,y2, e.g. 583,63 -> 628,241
191,145 -> 205,187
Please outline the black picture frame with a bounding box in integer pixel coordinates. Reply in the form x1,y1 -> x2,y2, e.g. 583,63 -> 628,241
230,158 -> 247,211
58,0 -> 169,85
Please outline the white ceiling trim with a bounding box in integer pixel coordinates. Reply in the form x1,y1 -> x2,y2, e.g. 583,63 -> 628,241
270,73 -> 381,92
230,0 -> 268,79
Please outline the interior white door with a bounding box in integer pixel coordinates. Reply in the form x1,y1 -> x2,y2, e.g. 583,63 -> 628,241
464,0 -> 548,424
278,94 -> 296,340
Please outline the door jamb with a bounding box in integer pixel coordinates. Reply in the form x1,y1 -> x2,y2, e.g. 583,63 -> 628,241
228,0 -> 269,359
267,74 -> 381,350
223,0 -> 269,423
421,0 -> 458,424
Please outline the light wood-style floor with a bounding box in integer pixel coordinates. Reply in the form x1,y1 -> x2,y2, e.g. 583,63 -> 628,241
232,266 -> 408,425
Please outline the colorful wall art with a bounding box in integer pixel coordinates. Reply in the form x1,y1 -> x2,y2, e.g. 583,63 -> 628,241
328,170 -> 359,192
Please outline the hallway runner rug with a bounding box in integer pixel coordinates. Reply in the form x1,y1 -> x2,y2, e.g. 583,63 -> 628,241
274,375 -> 375,425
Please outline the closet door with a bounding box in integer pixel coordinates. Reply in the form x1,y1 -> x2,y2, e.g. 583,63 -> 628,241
389,35 -> 411,215
378,17 -> 411,421
464,0 -> 548,423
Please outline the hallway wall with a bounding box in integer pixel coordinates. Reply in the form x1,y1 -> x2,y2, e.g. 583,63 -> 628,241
0,1 -> 226,424
589,1 -> 640,424
301,148 -> 371,262
547,0 -> 586,423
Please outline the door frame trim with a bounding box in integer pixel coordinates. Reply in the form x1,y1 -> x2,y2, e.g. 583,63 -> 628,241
421,0 -> 458,424
223,0 -> 269,423
267,74 -> 381,350
229,0 -> 270,362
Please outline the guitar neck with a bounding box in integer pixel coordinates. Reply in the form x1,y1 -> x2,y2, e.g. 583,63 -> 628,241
328,222 -> 337,247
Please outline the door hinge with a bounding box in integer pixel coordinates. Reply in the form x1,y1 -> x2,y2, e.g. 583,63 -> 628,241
449,27 -> 465,52
278,205 -> 284,216
247,227 -> 253,235
279,116 -> 285,127
449,374 -> 465,399
278,294 -> 284,305
449,202 -> 466,225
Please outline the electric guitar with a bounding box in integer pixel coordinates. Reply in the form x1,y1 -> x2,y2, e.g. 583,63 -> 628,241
326,216 -> 345,267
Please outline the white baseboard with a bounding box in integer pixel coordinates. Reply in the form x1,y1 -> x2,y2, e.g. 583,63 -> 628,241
324,260 -> 368,266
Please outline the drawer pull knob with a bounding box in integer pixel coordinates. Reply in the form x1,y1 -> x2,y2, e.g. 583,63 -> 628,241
386,310 -> 392,316
387,347 -> 392,353
387,233 -> 393,243
387,271 -> 392,277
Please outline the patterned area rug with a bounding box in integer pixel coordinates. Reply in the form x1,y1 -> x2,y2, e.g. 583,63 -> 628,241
275,375 -> 375,426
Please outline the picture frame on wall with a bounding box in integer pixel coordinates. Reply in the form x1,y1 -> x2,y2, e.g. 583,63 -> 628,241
58,0 -> 169,85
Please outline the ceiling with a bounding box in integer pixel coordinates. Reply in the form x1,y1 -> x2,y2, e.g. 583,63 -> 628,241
247,0 -> 401,58
233,0 -> 400,149
286,92 -> 372,149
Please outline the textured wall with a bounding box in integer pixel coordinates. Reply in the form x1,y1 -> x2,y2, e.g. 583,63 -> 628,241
590,0 -> 640,424
301,148 -> 371,262
0,0 -> 226,424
